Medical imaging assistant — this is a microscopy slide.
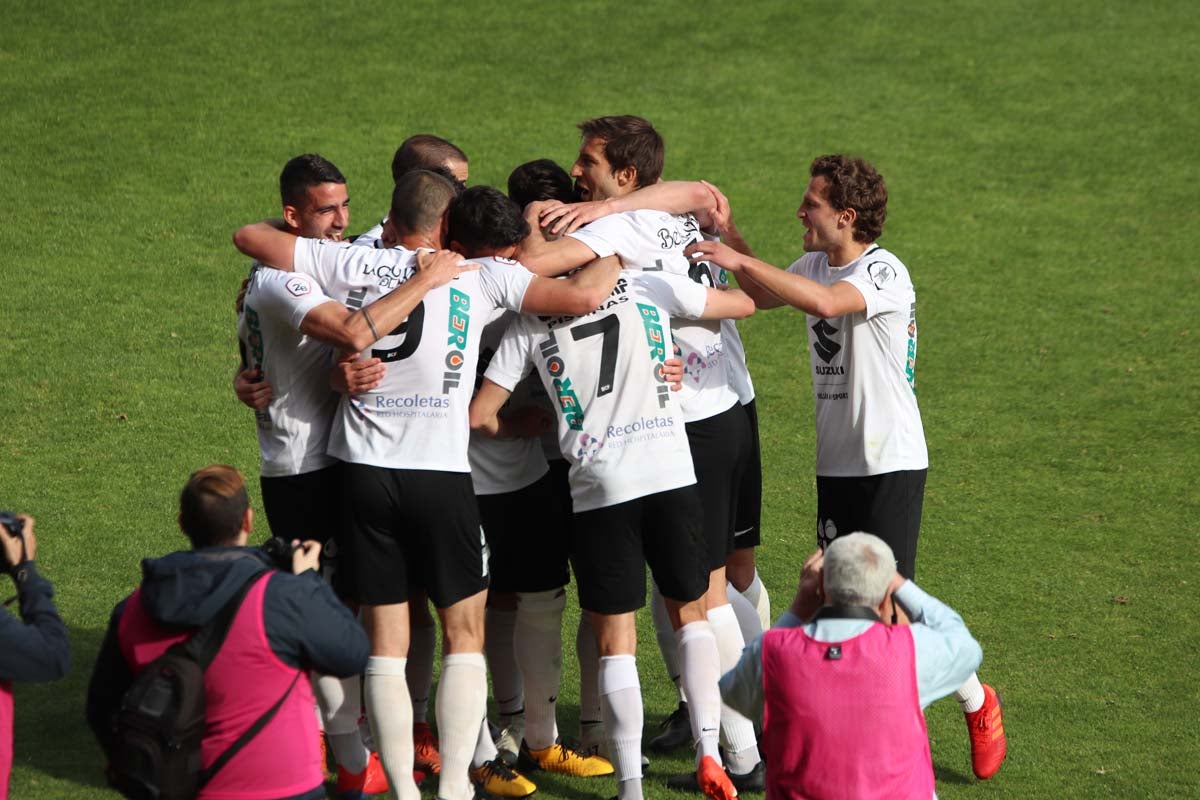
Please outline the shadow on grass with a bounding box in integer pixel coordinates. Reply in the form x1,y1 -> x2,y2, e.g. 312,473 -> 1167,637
933,762 -> 973,785
15,624 -> 111,792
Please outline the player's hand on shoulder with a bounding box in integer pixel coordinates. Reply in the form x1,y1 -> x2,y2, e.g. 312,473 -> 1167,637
685,239 -> 741,271
291,539 -> 321,575
417,249 -> 478,286
540,199 -> 612,235
234,368 -> 273,410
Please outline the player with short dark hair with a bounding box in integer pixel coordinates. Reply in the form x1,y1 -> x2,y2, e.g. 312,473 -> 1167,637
507,159 -> 577,210
685,153 -> 1008,781
391,134 -> 469,187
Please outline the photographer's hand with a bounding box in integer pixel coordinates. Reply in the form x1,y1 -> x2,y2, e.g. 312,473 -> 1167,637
0,515 -> 35,571
291,539 -> 322,575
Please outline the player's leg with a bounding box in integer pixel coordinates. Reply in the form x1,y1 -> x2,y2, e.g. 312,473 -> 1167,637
339,463 -> 416,799
406,591 -> 440,776
727,399 -> 770,632
261,464 -> 377,784
417,471 -> 492,800
644,487 -> 737,800
860,469 -> 1006,779
477,490 -> 527,762
571,499 -> 649,800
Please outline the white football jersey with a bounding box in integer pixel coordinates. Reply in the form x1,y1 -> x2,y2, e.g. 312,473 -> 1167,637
237,264 -> 338,478
468,308 -> 549,495
293,240 -> 532,472
351,220 -> 385,249
787,245 -> 928,476
570,210 -> 740,422
485,271 -> 707,512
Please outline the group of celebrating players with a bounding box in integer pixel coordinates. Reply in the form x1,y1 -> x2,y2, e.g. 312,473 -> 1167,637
231,115 -> 1006,800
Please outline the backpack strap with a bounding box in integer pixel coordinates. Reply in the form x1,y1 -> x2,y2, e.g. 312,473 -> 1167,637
175,571 -> 264,669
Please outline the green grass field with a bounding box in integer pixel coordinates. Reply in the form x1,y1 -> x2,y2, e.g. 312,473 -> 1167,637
2,0 -> 1198,797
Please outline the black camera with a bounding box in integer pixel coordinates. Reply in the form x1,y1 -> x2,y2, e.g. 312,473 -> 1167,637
0,512 -> 24,539
260,536 -> 298,571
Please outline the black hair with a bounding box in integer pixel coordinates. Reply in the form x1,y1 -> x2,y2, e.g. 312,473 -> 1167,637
279,153 -> 345,208
507,159 -> 577,207
448,186 -> 530,252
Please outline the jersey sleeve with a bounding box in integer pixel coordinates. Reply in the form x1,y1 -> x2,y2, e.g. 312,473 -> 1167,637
632,272 -> 708,320
292,237 -> 347,292
483,319 -> 535,392
478,260 -> 534,313
567,213 -> 639,259
841,253 -> 911,319
252,269 -> 335,330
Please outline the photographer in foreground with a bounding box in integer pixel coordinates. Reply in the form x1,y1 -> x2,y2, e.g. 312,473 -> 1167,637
719,533 -> 984,799
86,465 -> 368,800
0,513 -> 70,800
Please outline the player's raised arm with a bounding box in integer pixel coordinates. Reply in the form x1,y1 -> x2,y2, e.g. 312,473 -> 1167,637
297,249 -> 476,352
685,240 -> 865,317
233,222 -> 300,271
695,285 -> 756,321
540,181 -> 716,235
514,222 -> 599,276
519,255 -> 621,317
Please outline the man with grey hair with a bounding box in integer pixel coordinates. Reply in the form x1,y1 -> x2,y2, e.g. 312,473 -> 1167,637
719,533 -> 984,799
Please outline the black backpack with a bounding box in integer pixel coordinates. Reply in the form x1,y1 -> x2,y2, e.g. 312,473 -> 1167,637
107,574 -> 300,800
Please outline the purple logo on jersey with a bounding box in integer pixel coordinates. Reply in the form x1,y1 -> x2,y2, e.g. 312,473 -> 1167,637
575,432 -> 604,464
286,277 -> 312,297
685,351 -> 708,384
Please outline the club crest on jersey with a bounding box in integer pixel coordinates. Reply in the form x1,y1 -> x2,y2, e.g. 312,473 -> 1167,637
575,432 -> 604,463
443,288 -> 470,393
285,276 -> 312,297
867,261 -> 896,290
539,336 -> 584,430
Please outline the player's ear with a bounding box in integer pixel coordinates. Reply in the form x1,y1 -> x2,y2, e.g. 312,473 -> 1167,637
615,165 -> 637,189
837,206 -> 857,230
282,204 -> 301,230
242,507 -> 254,537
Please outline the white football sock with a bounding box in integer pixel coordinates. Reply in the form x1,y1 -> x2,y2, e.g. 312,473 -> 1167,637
364,656 -> 420,800
708,604 -> 761,765
599,654 -> 644,787
473,716 -> 498,768
740,568 -> 771,632
576,612 -> 603,747
407,622 -> 436,724
675,621 -> 721,764
650,582 -> 686,703
955,672 -> 986,713
314,673 -> 368,773
485,607 -> 524,717
437,653 -> 488,800
726,581 -> 764,643
516,589 -> 566,750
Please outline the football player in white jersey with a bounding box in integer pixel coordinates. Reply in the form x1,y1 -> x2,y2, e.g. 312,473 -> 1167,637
515,116 -> 765,790
470,249 -> 755,800
448,186 -> 616,784
685,154 -> 1008,781
233,169 -> 620,800
235,153 -> 465,797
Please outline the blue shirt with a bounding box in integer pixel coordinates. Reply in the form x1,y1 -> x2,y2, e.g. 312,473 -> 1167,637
719,580 -> 982,725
